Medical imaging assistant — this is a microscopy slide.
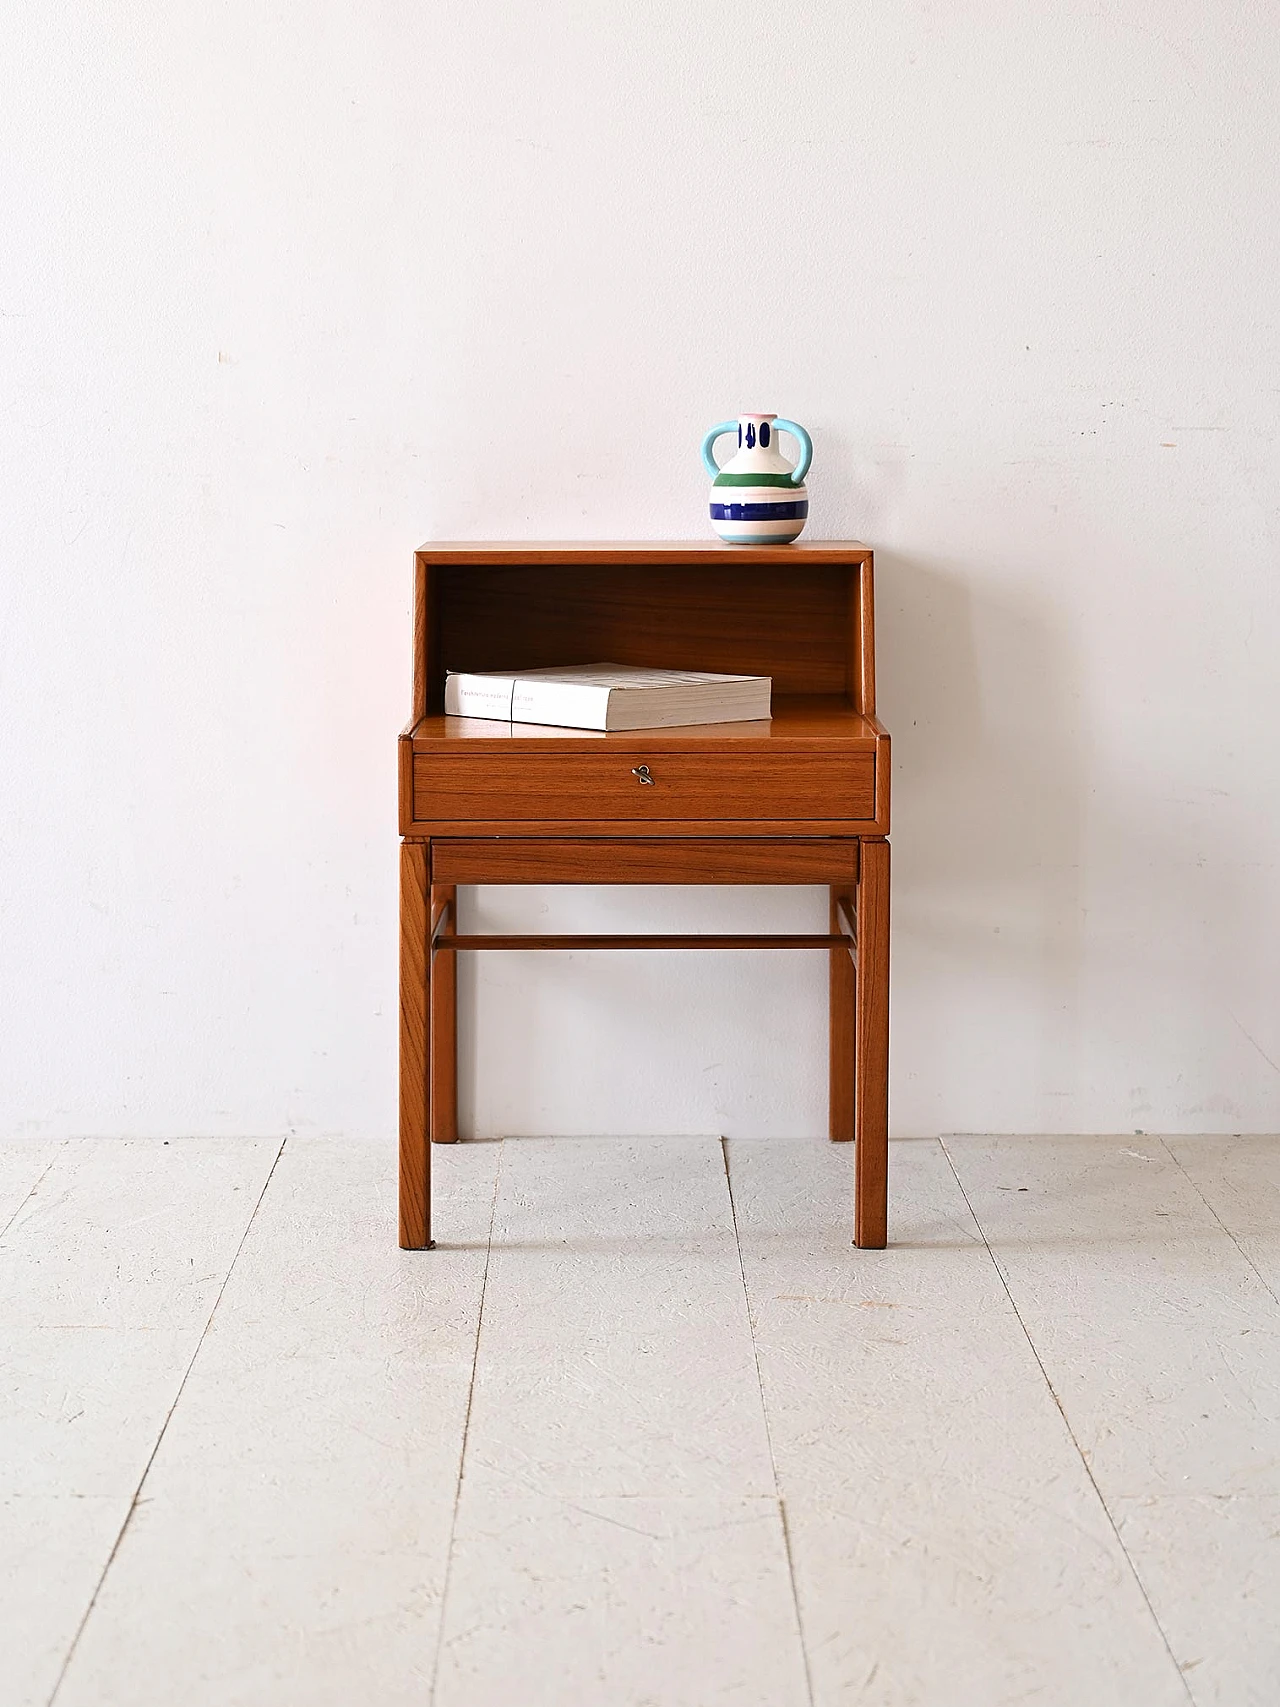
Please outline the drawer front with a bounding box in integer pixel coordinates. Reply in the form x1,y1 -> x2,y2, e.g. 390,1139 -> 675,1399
413,751 -> 875,824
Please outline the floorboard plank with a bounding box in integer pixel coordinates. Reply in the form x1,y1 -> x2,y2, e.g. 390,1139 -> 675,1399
0,1141 -> 62,1233
54,1137 -> 498,1707
0,1138 -> 281,1330
1164,1135 -> 1280,1301
0,1495 -> 131,1707
1,1326 -> 197,1500
435,1493 -> 809,1707
436,1136 -> 807,1705
730,1135 -> 1189,1707
1111,1490 -> 1280,1707
944,1135 -> 1280,1498
0,1138 -> 278,1707
947,1133 -> 1280,1707
458,1136 -> 775,1500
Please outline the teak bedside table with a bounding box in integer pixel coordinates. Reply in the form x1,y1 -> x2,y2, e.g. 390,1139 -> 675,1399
398,542 -> 890,1249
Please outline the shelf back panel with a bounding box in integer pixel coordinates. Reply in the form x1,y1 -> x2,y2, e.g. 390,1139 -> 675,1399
425,559 -> 856,706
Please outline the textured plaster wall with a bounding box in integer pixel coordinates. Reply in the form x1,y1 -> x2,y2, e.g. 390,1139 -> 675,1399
2,2 -> 1278,1139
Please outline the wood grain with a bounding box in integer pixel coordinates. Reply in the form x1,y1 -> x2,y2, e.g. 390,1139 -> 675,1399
857,555 -> 876,717
411,696 -> 878,745
412,554 -> 428,724
428,559 -> 859,701
854,838 -> 890,1248
436,933 -> 851,952
417,539 -> 871,564
829,881 -> 857,1144
430,882 -> 458,1146
399,841 -> 432,1248
413,750 -> 875,826
397,734 -> 415,836
869,714 -> 892,828
409,817 -> 878,838
401,540 -> 892,1247
430,839 -> 859,885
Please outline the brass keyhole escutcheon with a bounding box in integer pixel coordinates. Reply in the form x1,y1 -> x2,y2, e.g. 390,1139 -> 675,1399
632,764 -> 655,786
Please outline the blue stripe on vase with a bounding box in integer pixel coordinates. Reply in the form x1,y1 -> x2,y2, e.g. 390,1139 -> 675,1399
709,500 -> 810,521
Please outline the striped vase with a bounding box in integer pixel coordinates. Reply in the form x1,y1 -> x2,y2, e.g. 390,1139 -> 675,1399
701,413 -> 812,544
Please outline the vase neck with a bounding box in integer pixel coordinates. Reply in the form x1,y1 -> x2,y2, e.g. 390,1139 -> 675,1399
736,413 -> 777,453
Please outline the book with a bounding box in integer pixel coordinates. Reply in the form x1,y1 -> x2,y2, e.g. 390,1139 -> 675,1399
443,663 -> 772,731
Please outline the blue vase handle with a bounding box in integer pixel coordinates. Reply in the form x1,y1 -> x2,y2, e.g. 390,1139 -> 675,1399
772,419 -> 813,486
700,421 -> 738,479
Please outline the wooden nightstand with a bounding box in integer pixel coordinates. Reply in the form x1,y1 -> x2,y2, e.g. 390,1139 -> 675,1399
398,542 -> 890,1249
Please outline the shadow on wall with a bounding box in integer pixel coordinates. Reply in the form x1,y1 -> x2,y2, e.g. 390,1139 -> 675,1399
876,551 -> 1090,1117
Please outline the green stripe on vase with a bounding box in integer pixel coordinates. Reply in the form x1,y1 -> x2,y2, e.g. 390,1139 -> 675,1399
712,471 -> 799,488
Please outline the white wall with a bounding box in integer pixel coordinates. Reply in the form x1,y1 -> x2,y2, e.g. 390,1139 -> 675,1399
3,2 -> 1278,1141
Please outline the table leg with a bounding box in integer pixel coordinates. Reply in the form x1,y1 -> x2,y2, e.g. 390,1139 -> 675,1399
431,882 -> 458,1143
399,841 -> 433,1248
829,883 -> 856,1141
854,838 -> 890,1248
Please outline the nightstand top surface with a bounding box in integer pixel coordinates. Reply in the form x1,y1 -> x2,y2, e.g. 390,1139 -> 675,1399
408,696 -> 882,750
416,540 -> 871,565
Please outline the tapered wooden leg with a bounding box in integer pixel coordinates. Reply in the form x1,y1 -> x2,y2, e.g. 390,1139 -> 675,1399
829,883 -> 856,1141
854,838 -> 890,1248
431,882 -> 458,1143
399,840 -> 433,1248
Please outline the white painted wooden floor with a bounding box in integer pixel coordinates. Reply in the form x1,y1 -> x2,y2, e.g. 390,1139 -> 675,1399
3,1133 -> 1278,1706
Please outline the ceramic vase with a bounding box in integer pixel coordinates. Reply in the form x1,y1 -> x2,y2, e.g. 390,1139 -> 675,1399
701,413 -> 812,544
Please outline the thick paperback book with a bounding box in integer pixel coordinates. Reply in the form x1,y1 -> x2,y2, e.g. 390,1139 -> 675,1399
443,663 -> 772,731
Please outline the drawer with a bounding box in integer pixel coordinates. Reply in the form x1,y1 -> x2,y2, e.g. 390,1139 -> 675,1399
412,750 -> 876,824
